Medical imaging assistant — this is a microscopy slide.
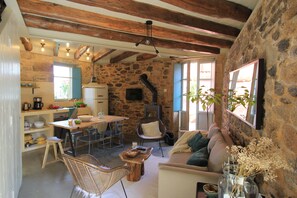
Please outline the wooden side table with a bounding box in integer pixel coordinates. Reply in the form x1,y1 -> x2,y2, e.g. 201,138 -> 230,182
119,147 -> 153,181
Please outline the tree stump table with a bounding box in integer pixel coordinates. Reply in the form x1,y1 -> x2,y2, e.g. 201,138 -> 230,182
119,147 -> 153,181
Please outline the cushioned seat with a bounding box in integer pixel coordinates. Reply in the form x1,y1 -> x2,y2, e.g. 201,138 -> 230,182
136,117 -> 167,157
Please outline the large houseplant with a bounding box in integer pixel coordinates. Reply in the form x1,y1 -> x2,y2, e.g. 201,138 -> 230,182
187,85 -> 222,129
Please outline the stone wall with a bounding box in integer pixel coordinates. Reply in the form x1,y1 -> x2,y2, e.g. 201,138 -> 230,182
20,50 -> 175,140
222,0 -> 297,196
95,59 -> 175,141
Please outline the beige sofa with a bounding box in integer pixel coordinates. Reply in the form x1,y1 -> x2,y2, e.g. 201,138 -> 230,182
158,125 -> 233,198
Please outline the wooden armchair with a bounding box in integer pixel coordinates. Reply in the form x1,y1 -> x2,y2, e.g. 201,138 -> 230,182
136,117 -> 167,157
62,154 -> 130,198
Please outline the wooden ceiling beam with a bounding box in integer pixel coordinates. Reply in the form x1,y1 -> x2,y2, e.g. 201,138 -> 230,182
110,51 -> 138,64
160,0 -> 252,22
22,14 -> 221,54
20,37 -> 33,51
17,0 -> 232,48
68,0 -> 240,37
92,48 -> 116,63
74,45 -> 89,59
136,54 -> 157,61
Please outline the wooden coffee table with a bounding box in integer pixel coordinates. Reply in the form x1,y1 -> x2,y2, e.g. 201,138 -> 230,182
119,147 -> 153,181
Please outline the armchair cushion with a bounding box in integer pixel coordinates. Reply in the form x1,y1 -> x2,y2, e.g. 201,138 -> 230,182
187,132 -> 210,152
141,121 -> 162,137
186,147 -> 209,166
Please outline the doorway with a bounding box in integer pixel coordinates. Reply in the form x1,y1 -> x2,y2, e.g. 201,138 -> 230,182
176,60 -> 215,131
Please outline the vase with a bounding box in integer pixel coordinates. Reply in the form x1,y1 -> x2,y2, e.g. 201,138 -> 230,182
218,174 -> 258,198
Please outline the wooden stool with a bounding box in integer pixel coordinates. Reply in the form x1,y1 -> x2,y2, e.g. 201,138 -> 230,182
42,137 -> 64,169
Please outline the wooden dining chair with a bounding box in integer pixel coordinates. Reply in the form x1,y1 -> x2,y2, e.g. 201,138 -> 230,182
62,154 -> 130,198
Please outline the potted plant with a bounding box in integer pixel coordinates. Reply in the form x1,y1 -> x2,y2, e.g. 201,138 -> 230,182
187,85 -> 222,129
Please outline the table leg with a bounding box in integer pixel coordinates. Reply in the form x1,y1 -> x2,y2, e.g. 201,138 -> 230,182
126,162 -> 142,181
64,129 -> 76,157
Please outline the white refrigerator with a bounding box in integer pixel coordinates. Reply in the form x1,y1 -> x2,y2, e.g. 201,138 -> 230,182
83,83 -> 108,116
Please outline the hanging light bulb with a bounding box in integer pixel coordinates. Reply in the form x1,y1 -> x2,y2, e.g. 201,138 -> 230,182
135,20 -> 159,55
86,52 -> 90,60
40,39 -> 45,52
66,48 -> 70,56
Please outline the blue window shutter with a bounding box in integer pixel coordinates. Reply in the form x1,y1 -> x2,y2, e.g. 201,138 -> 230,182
173,63 -> 182,112
72,67 -> 82,99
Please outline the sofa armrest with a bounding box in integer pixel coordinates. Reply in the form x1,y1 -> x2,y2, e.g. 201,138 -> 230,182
158,163 -> 222,198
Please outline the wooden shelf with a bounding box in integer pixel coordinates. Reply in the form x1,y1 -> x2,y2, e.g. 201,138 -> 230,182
21,110 -> 54,152
23,143 -> 46,152
24,126 -> 51,134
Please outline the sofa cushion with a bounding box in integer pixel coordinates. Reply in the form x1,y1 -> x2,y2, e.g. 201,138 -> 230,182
187,133 -> 210,152
207,126 -> 220,139
141,121 -> 161,137
168,152 -> 192,164
186,147 -> 209,166
208,138 -> 228,173
207,132 -> 224,153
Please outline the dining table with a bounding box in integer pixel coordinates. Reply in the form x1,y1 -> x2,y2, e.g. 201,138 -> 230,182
49,115 -> 129,156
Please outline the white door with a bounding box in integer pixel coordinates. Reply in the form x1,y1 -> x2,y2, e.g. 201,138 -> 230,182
180,60 -> 215,131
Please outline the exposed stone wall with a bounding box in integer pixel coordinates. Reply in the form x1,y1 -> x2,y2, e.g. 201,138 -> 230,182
95,59 -> 175,141
222,0 -> 297,196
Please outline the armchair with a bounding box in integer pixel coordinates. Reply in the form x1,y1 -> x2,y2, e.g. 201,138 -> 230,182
136,117 -> 167,157
62,154 -> 130,198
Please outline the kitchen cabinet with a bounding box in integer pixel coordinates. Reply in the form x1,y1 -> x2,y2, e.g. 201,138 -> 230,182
21,110 -> 54,152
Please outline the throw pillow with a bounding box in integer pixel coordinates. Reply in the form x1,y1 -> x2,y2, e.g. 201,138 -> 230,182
141,121 -> 161,137
187,147 -> 209,166
188,133 -> 210,152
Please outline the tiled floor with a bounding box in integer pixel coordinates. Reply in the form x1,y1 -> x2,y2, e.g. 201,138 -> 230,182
18,141 -> 172,198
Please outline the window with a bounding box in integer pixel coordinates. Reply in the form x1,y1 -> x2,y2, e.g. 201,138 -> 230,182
173,59 -> 215,130
53,64 -> 82,100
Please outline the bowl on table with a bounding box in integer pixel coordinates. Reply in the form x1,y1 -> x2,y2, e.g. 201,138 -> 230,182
77,115 -> 93,122
34,121 -> 44,128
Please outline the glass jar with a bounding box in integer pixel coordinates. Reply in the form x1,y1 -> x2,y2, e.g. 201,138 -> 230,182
218,163 -> 258,198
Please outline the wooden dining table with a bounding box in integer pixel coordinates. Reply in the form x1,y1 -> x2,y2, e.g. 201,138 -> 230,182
49,115 -> 128,156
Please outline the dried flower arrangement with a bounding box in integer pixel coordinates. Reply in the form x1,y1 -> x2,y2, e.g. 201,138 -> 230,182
227,137 -> 293,181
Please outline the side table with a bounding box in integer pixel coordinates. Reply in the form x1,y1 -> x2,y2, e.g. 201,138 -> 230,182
119,147 -> 153,181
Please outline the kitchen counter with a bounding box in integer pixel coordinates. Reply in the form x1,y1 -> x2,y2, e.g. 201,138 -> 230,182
21,108 -> 69,115
21,106 -> 91,117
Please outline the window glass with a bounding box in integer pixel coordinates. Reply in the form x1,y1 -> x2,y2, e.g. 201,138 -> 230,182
200,63 -> 212,79
54,65 -> 73,100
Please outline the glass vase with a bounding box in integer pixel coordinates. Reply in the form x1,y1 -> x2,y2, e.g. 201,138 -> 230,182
218,174 -> 258,198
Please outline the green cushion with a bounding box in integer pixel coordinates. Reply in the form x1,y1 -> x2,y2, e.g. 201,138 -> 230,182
188,132 -> 210,152
187,147 -> 209,166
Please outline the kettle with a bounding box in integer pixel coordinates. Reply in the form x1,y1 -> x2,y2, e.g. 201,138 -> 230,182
23,102 -> 31,111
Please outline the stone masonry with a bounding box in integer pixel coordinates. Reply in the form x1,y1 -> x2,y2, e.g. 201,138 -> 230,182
222,0 -> 297,196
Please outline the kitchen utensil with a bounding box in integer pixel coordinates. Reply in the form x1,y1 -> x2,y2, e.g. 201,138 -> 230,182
34,121 -> 44,128
33,97 -> 43,110
22,102 -> 31,111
